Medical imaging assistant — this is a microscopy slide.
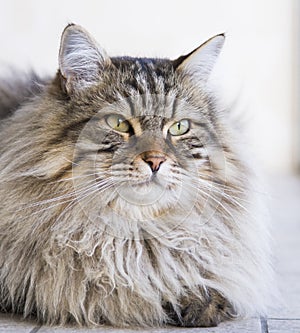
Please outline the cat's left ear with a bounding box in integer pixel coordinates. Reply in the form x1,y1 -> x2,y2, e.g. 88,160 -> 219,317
174,34 -> 225,83
59,24 -> 111,93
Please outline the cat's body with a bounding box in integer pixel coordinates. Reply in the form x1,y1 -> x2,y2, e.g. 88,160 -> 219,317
0,25 -> 272,327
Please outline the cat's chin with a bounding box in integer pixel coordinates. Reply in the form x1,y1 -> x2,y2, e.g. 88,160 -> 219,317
131,174 -> 163,188
116,179 -> 168,206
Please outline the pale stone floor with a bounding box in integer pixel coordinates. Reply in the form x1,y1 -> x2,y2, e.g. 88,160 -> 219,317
1,174 -> 299,333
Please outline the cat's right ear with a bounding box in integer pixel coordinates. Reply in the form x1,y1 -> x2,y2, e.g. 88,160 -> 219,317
173,34 -> 225,83
58,24 -> 111,94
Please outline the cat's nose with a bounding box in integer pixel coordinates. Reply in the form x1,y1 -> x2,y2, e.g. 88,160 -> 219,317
143,154 -> 166,173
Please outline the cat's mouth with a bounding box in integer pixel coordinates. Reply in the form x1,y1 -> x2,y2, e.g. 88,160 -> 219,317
131,173 -> 161,187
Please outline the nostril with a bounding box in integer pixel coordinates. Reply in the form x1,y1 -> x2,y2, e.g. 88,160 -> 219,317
143,156 -> 166,173
146,160 -> 154,168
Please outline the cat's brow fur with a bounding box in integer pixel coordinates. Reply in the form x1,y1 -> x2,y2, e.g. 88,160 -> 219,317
0,25 -> 274,328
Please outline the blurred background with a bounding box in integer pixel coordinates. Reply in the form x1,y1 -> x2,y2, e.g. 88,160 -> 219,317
0,0 -> 298,175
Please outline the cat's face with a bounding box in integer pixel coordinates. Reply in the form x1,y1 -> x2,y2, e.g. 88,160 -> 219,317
69,92 -> 226,229
43,25 -> 228,228
73,93 -> 214,207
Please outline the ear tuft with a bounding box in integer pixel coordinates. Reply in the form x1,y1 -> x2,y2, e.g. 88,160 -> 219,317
174,34 -> 225,83
59,24 -> 110,93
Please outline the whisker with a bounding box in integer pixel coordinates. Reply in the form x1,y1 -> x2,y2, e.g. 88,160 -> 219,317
24,178 -> 117,218
180,168 -> 249,205
51,180 -> 119,225
61,156 -> 80,167
52,171 -> 109,184
178,172 -> 241,219
19,176 -> 114,211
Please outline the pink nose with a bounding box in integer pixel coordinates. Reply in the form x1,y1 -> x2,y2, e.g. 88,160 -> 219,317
143,154 -> 166,172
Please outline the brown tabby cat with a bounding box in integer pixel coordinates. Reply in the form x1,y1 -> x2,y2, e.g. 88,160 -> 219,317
0,24 -> 272,327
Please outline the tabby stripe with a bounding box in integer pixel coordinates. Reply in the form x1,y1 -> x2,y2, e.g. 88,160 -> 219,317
171,97 -> 178,118
192,121 -> 218,142
50,162 -> 73,181
72,145 -> 115,165
126,96 -> 136,117
48,118 -> 91,145
191,153 -> 203,159
62,117 -> 92,133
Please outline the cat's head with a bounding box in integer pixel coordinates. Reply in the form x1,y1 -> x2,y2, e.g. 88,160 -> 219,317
26,24 -> 231,229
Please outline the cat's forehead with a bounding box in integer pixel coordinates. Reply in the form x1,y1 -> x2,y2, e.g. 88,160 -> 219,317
103,89 -> 210,126
109,57 -> 177,100
111,57 -> 174,80
104,91 -> 200,122
88,56 -> 211,123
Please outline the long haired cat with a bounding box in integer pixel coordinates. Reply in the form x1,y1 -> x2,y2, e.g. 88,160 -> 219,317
0,24 -> 272,327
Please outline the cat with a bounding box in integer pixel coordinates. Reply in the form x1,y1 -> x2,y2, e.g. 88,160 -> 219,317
0,24 -> 273,328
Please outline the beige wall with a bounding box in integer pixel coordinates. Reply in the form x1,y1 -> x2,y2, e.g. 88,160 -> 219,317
0,0 -> 297,173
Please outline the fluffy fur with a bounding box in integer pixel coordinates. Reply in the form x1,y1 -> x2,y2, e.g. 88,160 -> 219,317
0,24 -> 273,327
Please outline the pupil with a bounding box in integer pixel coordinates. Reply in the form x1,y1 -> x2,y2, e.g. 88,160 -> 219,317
177,122 -> 181,130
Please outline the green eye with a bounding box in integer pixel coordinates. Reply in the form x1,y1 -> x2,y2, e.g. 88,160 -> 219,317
169,119 -> 190,136
106,114 -> 130,133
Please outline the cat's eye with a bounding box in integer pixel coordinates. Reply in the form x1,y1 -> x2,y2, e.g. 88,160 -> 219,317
106,114 -> 130,133
168,119 -> 190,136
